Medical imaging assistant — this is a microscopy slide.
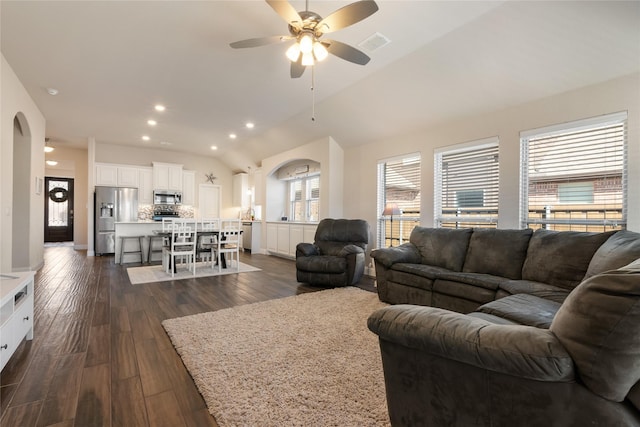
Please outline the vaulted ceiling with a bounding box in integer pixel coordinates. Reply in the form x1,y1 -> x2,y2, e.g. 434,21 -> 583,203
2,1 -> 639,172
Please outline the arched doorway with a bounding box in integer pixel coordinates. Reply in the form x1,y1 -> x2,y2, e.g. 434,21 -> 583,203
12,113 -> 32,270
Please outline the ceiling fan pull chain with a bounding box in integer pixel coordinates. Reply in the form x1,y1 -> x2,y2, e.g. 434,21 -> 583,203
311,65 -> 316,122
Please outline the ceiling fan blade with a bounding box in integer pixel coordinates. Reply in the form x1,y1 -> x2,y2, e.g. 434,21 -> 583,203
325,40 -> 370,65
229,35 -> 292,49
290,58 -> 306,78
266,0 -> 302,29
316,0 -> 378,34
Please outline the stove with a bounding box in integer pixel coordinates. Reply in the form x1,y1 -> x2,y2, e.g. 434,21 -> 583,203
153,204 -> 180,221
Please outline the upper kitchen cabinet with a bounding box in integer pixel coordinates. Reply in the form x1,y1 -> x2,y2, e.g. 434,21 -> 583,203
233,173 -> 249,209
153,162 -> 183,191
96,163 -> 139,188
117,166 -> 139,188
95,163 -> 118,186
182,170 -> 196,206
138,167 -> 153,204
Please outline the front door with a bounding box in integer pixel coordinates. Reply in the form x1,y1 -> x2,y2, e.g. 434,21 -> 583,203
44,177 -> 74,242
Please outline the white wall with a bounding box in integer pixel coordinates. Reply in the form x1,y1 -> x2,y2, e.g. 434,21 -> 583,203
343,73 -> 640,250
262,136 -> 344,222
1,54 -> 46,272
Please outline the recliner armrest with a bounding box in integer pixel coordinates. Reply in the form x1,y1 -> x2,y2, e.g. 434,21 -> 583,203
339,244 -> 364,257
368,305 -> 575,382
296,242 -> 319,257
370,243 -> 421,268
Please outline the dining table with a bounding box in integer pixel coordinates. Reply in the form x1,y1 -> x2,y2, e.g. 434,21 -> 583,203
153,227 -> 242,271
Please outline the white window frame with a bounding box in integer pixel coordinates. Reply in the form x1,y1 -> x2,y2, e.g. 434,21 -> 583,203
520,111 -> 627,231
434,137 -> 500,228
376,153 -> 421,248
288,174 -> 320,222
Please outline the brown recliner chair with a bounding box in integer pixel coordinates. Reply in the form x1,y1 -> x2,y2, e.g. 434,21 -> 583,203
296,218 -> 370,287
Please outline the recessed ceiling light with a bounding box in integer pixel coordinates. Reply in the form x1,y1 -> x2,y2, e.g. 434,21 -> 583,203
147,119 -> 157,126
210,145 -> 218,150
46,160 -> 58,166
44,145 -> 54,153
245,122 -> 254,129
229,133 -> 237,139
47,88 -> 59,96
142,135 -> 150,141
154,104 -> 166,112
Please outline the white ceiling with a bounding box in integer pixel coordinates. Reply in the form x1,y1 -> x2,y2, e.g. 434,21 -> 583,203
2,1 -> 639,173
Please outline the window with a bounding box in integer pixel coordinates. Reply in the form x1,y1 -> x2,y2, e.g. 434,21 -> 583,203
289,175 -> 319,221
377,153 -> 421,247
434,138 -> 499,228
521,112 -> 627,231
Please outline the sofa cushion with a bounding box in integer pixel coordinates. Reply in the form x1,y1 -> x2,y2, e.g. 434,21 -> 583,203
410,227 -> 473,272
521,229 -> 615,289
436,271 -> 511,291
584,230 -> 640,280
498,280 -> 572,303
477,294 -> 561,329
391,263 -> 451,281
550,258 -> 640,401
462,228 -> 533,279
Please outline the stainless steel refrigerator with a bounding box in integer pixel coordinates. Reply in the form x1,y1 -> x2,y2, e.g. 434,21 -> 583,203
95,186 -> 139,255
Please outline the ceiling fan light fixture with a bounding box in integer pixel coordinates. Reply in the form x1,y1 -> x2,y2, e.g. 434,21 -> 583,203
286,43 -> 301,62
299,33 -> 314,54
301,51 -> 315,66
313,42 -> 328,61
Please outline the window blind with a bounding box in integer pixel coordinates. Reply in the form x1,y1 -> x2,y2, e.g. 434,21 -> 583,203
521,114 -> 627,231
435,140 -> 499,228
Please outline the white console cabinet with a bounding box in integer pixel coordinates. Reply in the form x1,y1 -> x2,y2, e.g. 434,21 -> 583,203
0,272 -> 35,371
266,222 -> 317,259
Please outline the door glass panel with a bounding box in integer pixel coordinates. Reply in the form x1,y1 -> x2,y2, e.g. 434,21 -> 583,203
48,180 -> 69,226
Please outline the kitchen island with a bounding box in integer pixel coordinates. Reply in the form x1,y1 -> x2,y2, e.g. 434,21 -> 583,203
115,221 -> 164,264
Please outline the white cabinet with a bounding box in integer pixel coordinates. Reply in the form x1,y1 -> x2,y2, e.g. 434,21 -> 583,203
233,173 -> 250,208
198,184 -> 221,218
253,168 -> 263,206
267,223 -> 278,253
289,224 -> 303,256
96,163 -> 141,188
138,167 -> 153,204
153,162 -> 183,191
277,224 -> 290,256
267,222 -> 318,258
117,166 -> 139,188
182,170 -> 196,206
303,224 -> 317,244
0,272 -> 34,371
95,164 -> 118,186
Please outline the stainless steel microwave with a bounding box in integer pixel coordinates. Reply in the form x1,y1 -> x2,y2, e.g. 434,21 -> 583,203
153,190 -> 182,205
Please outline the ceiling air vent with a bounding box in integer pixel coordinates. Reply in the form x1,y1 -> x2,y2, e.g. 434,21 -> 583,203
358,32 -> 391,52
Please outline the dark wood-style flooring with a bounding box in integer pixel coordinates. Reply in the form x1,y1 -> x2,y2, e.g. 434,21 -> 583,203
0,245 -> 376,426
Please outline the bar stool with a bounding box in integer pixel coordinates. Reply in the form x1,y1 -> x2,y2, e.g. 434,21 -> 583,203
147,235 -> 165,264
119,236 -> 144,264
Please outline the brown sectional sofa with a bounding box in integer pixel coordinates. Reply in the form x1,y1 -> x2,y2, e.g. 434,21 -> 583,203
368,227 -> 640,426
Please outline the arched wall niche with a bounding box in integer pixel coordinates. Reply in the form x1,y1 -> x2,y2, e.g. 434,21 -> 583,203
12,112 -> 32,270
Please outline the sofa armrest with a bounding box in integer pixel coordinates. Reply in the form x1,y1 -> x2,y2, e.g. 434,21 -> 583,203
296,242 -> 319,257
368,305 -> 575,382
370,243 -> 421,268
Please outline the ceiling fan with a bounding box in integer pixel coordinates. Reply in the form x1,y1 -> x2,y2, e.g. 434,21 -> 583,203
230,0 -> 379,78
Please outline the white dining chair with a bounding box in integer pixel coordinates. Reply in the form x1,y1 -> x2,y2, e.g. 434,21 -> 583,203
162,219 -> 197,277
198,218 -> 220,268
217,219 -> 241,272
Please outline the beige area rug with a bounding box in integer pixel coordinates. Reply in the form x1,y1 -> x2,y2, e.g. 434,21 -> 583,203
127,261 -> 260,284
162,287 -> 390,427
